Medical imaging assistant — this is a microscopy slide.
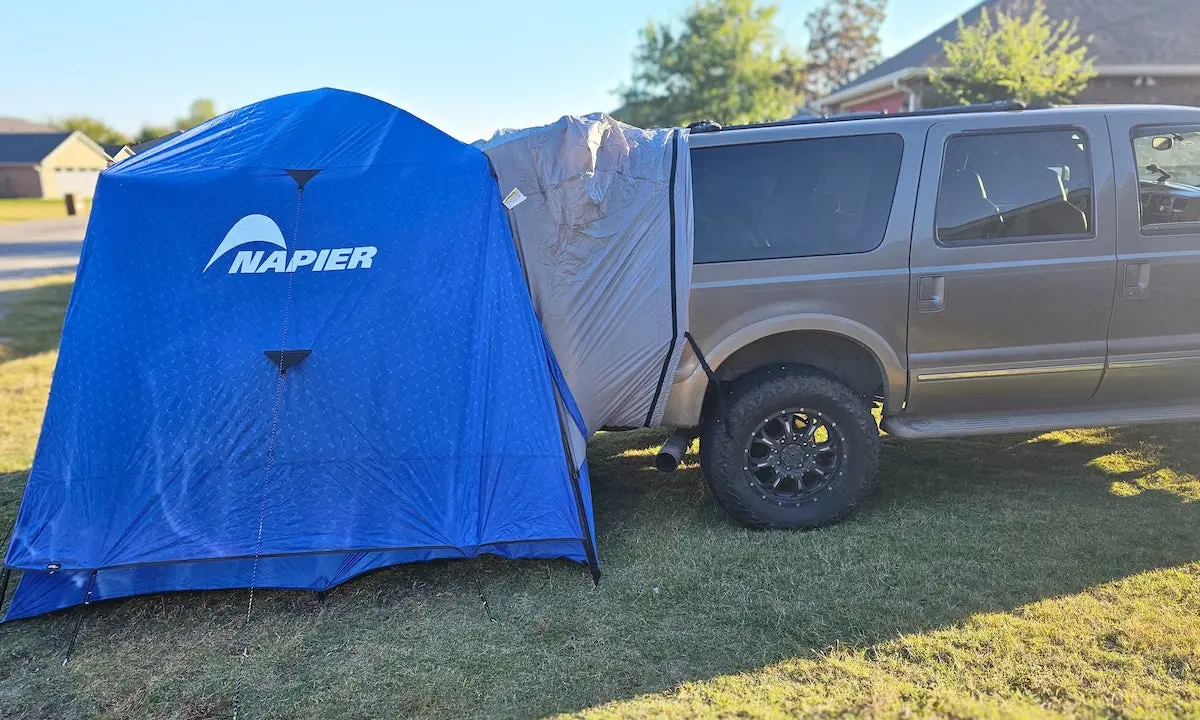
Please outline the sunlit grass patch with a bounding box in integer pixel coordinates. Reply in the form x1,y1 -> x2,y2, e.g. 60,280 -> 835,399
0,198 -> 89,224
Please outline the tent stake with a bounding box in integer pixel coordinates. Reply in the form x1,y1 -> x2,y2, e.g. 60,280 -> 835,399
62,571 -> 97,666
471,569 -> 498,625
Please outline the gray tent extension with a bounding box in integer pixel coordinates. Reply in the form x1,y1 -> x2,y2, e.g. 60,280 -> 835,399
480,114 -> 694,433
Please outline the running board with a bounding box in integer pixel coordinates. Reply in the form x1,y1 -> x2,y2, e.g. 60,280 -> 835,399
882,403 -> 1200,439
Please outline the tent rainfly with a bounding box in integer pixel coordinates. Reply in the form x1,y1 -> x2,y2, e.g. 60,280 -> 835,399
1,88 -> 598,621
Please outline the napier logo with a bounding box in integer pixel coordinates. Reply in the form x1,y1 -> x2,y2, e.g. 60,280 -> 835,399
204,214 -> 377,274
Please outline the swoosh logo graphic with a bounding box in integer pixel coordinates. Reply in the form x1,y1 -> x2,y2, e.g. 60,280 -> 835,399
204,214 -> 287,271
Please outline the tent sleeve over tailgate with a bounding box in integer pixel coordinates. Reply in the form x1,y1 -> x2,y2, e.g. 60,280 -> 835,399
480,114 -> 693,433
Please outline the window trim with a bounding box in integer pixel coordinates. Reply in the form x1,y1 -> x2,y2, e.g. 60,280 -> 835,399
1131,123 -> 1200,238
690,132 -> 906,265
933,125 -> 1098,248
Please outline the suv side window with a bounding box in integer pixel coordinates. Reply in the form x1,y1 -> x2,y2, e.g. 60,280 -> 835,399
936,129 -> 1094,244
1133,129 -> 1200,232
692,133 -> 903,263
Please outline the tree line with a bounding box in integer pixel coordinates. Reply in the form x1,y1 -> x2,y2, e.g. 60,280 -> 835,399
615,0 -> 1094,128
53,98 -> 219,146
615,0 -> 886,128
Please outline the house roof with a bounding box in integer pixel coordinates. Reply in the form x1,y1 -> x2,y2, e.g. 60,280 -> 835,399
834,0 -> 1200,98
0,132 -> 72,165
0,117 -> 54,133
129,131 -> 183,155
102,143 -> 131,157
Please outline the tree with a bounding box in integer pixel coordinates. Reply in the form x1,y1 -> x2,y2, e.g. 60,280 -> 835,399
134,125 -> 174,144
804,0 -> 887,98
174,98 -> 217,131
929,0 -> 1095,107
133,98 -> 219,143
615,0 -> 803,128
52,116 -> 131,146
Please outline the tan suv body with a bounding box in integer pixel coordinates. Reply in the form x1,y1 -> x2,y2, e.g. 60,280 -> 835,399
663,104 -> 1200,528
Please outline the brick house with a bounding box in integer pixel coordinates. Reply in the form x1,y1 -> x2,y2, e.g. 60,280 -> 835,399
0,131 -> 112,199
817,0 -> 1200,115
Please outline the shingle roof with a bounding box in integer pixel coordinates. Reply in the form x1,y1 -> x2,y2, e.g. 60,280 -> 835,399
129,131 -> 183,155
0,132 -> 72,165
0,117 -> 54,133
837,0 -> 1200,95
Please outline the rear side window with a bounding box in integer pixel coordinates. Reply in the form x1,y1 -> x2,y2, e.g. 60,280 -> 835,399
1133,129 -> 1200,231
936,129 -> 1094,244
692,133 -> 903,263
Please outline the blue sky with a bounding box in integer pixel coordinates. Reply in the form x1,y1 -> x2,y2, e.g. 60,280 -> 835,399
0,0 -> 976,142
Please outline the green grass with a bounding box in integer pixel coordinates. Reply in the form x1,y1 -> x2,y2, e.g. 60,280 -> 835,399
0,198 -> 90,224
0,277 -> 1198,718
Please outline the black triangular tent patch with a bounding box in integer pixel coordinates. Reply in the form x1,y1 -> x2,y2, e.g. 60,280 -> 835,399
286,169 -> 320,190
264,349 -> 311,372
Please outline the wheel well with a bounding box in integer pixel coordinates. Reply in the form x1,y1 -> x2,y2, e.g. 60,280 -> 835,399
712,331 -> 886,402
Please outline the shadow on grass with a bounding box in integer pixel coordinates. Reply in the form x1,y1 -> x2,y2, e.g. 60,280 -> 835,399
0,279 -> 73,365
4,421 -> 1195,718
0,271 -> 1198,717
555,424 -> 1200,710
0,470 -> 27,532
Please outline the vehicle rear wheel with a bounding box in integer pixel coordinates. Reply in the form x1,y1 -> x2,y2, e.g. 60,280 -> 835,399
700,365 -> 879,529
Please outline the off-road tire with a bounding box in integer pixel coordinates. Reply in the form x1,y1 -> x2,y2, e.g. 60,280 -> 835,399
699,365 -> 879,529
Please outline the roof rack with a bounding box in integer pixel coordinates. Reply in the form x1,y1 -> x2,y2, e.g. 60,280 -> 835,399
687,101 -> 1027,133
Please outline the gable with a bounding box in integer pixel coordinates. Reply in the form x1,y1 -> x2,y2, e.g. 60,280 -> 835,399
108,146 -> 135,163
837,0 -> 1200,95
43,133 -> 110,170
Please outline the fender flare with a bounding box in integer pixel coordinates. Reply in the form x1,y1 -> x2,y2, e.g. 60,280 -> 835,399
666,314 -> 906,427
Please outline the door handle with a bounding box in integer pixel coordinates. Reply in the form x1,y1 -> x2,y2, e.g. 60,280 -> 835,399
917,275 -> 945,312
1123,261 -> 1150,299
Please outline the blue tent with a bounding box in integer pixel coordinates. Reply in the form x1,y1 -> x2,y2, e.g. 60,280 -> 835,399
1,88 -> 598,622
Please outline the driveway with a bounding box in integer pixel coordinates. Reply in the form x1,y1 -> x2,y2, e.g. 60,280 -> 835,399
0,216 -> 87,281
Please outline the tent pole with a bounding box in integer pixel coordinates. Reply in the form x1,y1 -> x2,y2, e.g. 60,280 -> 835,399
0,519 -> 14,610
553,389 -> 601,585
0,567 -> 10,612
62,570 -> 97,666
645,129 -> 682,427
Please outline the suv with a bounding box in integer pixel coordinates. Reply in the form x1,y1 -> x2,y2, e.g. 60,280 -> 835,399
661,103 -> 1200,529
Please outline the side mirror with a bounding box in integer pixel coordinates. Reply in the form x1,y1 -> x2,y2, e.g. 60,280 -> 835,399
1151,136 -> 1175,151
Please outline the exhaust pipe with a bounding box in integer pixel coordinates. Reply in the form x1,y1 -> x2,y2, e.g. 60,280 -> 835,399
655,430 -> 694,473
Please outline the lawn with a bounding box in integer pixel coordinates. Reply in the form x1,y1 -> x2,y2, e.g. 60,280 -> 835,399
0,198 -> 89,224
0,275 -> 1198,719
